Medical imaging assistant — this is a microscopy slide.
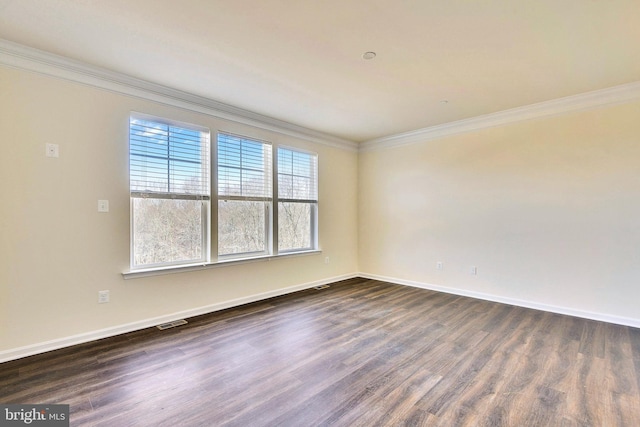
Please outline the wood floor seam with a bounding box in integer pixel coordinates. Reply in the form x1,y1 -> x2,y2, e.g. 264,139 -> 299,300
1,277 -> 639,426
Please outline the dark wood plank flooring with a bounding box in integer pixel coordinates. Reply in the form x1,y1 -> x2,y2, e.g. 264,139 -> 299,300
2,278 -> 640,426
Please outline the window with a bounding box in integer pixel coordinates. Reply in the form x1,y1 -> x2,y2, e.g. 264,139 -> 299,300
129,114 -> 210,269
217,133 -> 272,257
128,114 -> 318,272
277,147 -> 318,252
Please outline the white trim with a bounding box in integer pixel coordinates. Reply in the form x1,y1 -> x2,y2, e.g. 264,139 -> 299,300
0,273 -> 358,363
123,249 -> 322,279
360,81 -> 640,151
4,38 -> 640,154
0,39 -> 357,152
359,272 -> 640,329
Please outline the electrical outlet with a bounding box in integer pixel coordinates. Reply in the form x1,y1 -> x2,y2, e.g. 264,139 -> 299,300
98,200 -> 109,212
98,290 -> 110,303
324,257 -> 330,264
436,261 -> 443,270
45,143 -> 59,158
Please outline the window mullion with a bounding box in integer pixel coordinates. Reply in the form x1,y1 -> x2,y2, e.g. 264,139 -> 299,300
166,125 -> 171,194
272,146 -> 279,255
211,134 -> 218,262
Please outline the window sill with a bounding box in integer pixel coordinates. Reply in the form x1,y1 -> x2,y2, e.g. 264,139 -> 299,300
122,250 -> 322,280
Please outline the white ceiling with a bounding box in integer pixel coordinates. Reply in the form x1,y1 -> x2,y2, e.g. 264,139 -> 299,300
1,0 -> 639,142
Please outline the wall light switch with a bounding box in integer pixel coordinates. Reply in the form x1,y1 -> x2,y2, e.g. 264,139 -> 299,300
45,143 -> 59,158
98,200 -> 109,212
98,290 -> 110,304
470,266 -> 478,275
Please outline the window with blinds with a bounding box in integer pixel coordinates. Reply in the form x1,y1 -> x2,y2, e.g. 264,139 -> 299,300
277,147 -> 318,252
129,114 -> 210,268
217,132 -> 272,257
128,114 -> 319,271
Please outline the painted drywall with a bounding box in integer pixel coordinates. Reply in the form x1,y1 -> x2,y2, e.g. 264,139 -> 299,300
359,100 -> 640,322
0,65 -> 359,354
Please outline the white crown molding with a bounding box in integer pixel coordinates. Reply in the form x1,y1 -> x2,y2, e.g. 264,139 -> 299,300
359,272 -> 640,329
0,39 -> 358,152
360,80 -> 640,152
5,38 -> 639,154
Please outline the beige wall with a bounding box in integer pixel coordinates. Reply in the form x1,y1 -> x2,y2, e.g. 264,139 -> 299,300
359,100 -> 640,322
0,66 -> 359,354
3,61 -> 640,358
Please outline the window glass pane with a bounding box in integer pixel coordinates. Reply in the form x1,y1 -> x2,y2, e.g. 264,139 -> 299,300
130,117 -> 209,197
278,174 -> 294,199
277,148 -> 317,201
217,133 -> 271,198
293,176 -> 312,199
277,147 -> 317,253
132,198 -> 204,266
278,202 -> 312,251
130,114 -> 210,269
218,200 -> 267,256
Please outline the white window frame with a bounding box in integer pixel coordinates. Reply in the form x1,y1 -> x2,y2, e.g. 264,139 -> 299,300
216,131 -> 273,260
275,146 -> 319,254
126,117 -> 320,275
129,112 -> 211,270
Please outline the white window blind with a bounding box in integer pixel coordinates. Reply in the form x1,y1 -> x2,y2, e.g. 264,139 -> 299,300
218,133 -> 272,199
130,116 -> 210,199
277,148 -> 318,202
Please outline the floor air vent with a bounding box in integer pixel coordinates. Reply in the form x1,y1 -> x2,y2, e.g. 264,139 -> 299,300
156,319 -> 188,330
314,284 -> 330,290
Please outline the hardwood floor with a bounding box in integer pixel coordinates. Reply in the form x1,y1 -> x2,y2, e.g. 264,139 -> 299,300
2,277 -> 640,426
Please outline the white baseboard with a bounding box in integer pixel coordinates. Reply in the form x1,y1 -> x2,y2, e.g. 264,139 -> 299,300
359,272 -> 640,329
0,273 -> 358,364
5,272 -> 636,364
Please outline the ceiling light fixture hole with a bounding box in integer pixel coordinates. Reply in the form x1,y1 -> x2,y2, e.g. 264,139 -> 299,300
362,51 -> 376,60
